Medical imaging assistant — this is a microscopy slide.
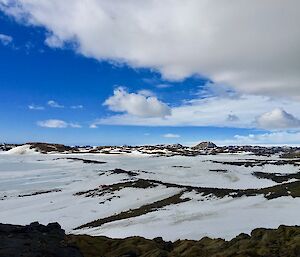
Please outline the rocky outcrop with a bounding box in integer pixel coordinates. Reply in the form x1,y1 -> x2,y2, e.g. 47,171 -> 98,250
70,225 -> 300,257
192,141 -> 217,150
1,222 -> 300,257
0,222 -> 83,257
5,142 -> 300,157
27,142 -> 78,153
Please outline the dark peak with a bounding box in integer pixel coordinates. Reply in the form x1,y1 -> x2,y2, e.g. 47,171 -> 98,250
26,142 -> 77,153
192,141 -> 217,149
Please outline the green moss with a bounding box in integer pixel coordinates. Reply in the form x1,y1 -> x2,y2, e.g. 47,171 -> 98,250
67,225 -> 300,257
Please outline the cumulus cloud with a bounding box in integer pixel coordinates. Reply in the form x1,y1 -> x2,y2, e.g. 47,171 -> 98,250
44,34 -> 64,48
256,108 -> 300,129
163,133 -> 180,138
37,119 -> 81,128
218,131 -> 300,146
137,89 -> 154,97
28,104 -> 44,110
1,0 -> 300,97
47,100 -> 64,108
93,92 -> 300,128
0,33 -> 13,46
226,114 -> 239,122
103,87 -> 171,118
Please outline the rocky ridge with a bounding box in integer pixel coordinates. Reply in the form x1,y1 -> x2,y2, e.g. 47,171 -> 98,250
1,222 -> 300,257
2,142 -> 300,157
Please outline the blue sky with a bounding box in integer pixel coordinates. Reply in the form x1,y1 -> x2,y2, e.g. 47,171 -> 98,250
1,1 -> 300,146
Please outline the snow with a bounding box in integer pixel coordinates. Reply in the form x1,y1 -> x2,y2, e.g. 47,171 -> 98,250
0,152 -> 299,240
4,144 -> 39,155
85,193 -> 300,241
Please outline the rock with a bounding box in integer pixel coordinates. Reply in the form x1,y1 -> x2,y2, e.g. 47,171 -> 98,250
192,141 -> 217,150
68,225 -> 300,257
0,222 -> 83,257
1,222 -> 300,257
26,142 -> 78,153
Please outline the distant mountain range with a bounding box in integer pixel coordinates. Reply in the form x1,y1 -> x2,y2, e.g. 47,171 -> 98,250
1,141 -> 300,158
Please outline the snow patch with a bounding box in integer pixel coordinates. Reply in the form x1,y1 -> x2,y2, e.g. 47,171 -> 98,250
4,145 -> 39,155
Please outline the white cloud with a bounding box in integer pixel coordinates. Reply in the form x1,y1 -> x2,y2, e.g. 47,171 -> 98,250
156,84 -> 173,89
47,100 -> 64,108
71,105 -> 83,109
163,133 -> 180,138
217,131 -> 300,146
37,119 -> 68,128
2,0 -> 300,97
256,108 -> 300,129
89,124 -> 97,129
69,123 -> 82,128
37,119 -> 81,128
103,87 -> 171,118
0,33 -> 13,46
28,104 -> 44,110
94,92 -> 300,128
137,89 -> 154,97
44,34 -> 64,48
226,114 -> 239,122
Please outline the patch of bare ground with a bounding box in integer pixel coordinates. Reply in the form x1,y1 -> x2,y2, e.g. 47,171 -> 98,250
54,157 -> 106,164
73,172 -> 300,230
75,191 -> 189,229
74,179 -> 159,198
209,169 -> 228,173
18,189 -> 62,198
209,159 -> 300,167
252,171 -> 300,183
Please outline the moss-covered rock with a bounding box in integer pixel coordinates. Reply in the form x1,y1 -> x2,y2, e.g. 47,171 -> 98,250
68,225 -> 300,257
1,222 -> 299,257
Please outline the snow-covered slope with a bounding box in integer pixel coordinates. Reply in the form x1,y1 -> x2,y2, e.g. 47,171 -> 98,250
4,145 -> 39,155
0,153 -> 299,241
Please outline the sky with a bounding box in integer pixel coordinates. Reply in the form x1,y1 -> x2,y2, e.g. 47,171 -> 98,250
1,0 -> 300,146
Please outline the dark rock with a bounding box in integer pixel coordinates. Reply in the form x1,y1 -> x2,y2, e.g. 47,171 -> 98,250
0,222 -> 83,257
27,142 -> 78,153
192,141 -> 217,150
1,222 -> 300,257
68,225 -> 300,257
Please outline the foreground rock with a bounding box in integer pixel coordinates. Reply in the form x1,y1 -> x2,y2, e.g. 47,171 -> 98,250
0,222 -> 82,257
1,222 -> 300,257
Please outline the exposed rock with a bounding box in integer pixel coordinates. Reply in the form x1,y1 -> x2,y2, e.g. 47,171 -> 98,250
18,189 -> 61,198
192,141 -> 217,150
1,222 -> 300,257
0,222 -> 83,257
27,142 -> 78,153
71,225 -> 300,257
76,191 -> 189,230
53,157 -> 106,164
5,142 -> 300,157
252,171 -> 300,183
281,150 -> 300,158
